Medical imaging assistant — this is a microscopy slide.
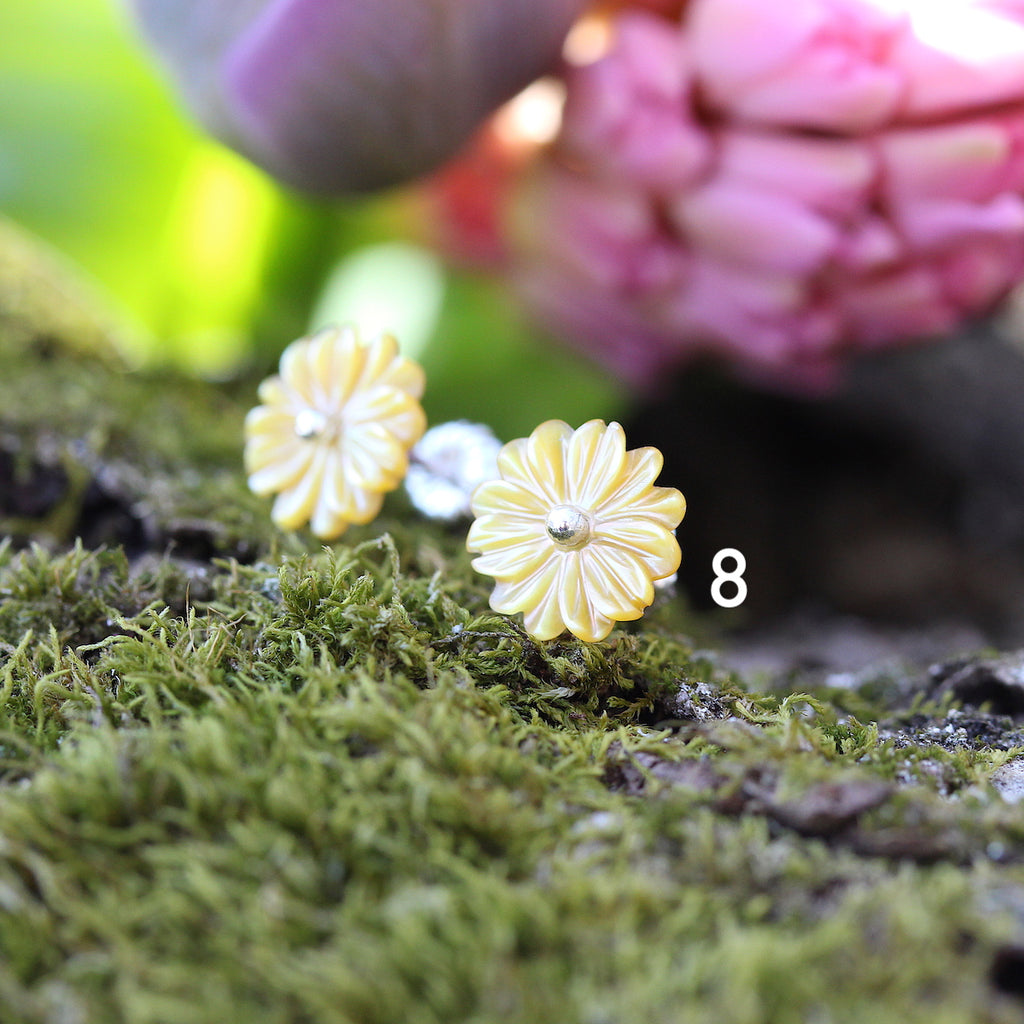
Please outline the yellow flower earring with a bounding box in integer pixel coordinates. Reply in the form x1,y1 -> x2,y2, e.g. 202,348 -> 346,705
244,324 -> 426,539
466,419 -> 686,643
244,328 -> 685,644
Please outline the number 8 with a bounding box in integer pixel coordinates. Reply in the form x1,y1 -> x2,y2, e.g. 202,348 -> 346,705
711,548 -> 747,609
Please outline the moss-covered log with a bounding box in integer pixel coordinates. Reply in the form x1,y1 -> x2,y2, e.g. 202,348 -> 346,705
2,218 -> 1024,1023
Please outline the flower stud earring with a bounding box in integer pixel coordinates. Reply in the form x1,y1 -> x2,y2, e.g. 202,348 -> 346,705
244,324 -> 426,539
405,420 -> 503,522
466,419 -> 686,643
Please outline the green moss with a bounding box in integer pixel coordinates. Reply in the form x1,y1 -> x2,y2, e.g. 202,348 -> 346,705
0,217 -> 274,555
2,526 -> 1024,1022
3,218 -> 1024,1023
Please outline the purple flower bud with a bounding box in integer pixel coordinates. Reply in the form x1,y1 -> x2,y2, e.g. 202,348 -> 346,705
130,0 -> 589,192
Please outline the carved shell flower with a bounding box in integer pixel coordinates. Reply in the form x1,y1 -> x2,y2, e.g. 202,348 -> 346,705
467,419 -> 686,642
244,325 -> 426,539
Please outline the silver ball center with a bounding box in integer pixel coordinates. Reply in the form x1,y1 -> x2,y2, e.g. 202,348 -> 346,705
294,408 -> 331,440
545,504 -> 593,551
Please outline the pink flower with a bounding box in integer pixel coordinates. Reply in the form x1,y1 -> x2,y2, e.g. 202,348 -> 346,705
441,1 -> 1024,388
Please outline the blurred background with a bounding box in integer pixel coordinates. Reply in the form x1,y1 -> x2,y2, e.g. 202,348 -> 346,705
0,0 -> 623,439
12,0 -> 1024,669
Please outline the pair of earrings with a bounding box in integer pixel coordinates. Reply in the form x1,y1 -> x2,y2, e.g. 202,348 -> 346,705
244,324 -> 686,643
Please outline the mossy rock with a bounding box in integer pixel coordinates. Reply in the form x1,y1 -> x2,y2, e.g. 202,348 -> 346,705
2,219 -> 1024,1023
0,216 -> 270,557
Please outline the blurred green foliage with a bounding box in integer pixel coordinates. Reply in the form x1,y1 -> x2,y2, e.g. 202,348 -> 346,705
0,0 -> 624,437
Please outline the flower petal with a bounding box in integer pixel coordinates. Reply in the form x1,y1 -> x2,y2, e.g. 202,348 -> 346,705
244,426 -> 305,473
496,420 -> 572,505
368,416 -> 421,470
520,581 -> 570,642
349,388 -> 427,444
311,474 -> 383,539
594,446 -> 663,514
470,538 -> 550,580
344,484 -> 386,526
470,479 -> 548,519
246,443 -> 313,495
318,447 -> 384,522
565,419 -> 629,509
557,553 -> 615,642
524,419 -> 572,505
488,555 -> 560,616
309,506 -> 350,540
585,545 -> 654,620
310,473 -> 345,539
256,375 -> 290,408
602,484 -> 687,530
278,337 -> 321,406
316,446 -> 349,511
343,424 -> 407,490
384,401 -> 429,446
355,332 -> 399,386
316,324 -> 363,407
467,514 -> 546,555
376,352 -> 426,398
270,446 -> 328,530
244,405 -> 295,436
311,477 -> 385,536
597,520 -> 681,579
